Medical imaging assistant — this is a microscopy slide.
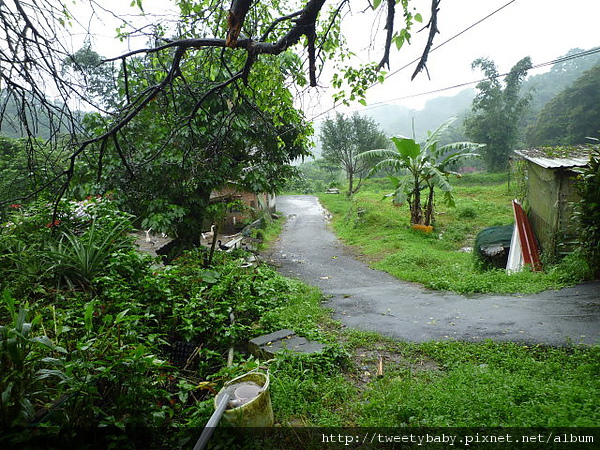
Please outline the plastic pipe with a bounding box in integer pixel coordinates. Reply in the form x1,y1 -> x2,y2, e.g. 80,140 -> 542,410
192,392 -> 231,450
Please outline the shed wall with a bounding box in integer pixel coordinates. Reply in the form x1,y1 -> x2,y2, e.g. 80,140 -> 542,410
525,161 -> 581,256
527,162 -> 557,254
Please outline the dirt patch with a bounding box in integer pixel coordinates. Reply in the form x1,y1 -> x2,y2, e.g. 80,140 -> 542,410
347,345 -> 442,385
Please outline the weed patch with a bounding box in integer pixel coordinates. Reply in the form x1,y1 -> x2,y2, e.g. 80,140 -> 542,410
1,194 -> 597,444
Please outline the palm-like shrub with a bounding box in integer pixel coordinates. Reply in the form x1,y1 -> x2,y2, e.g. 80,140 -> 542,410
359,118 -> 483,226
46,218 -> 135,289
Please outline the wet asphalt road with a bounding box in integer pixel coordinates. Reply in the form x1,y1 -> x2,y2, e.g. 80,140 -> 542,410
265,195 -> 600,345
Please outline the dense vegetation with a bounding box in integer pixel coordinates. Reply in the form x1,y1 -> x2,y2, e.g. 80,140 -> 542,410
311,48 -> 600,163
574,147 -> 600,277
2,196 -> 598,449
1,2 -> 598,446
0,198 -> 333,447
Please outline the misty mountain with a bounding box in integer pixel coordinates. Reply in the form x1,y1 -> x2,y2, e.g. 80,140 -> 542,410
523,47 -> 600,121
364,88 -> 475,140
0,91 -> 79,140
308,47 -> 600,160
308,88 -> 474,160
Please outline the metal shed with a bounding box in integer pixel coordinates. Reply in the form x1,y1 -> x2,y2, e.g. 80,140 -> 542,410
513,146 -> 592,258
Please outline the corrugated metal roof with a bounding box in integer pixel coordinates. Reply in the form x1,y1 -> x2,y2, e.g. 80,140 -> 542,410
514,147 -> 593,169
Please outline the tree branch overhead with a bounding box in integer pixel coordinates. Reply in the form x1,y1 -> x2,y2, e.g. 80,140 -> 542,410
0,0 -> 438,210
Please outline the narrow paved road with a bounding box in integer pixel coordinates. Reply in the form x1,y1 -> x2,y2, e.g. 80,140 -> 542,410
266,195 -> 600,345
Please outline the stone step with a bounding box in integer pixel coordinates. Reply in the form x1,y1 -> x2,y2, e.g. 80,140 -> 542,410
248,329 -> 326,359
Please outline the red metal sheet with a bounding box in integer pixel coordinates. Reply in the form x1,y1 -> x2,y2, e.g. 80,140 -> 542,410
512,200 -> 542,271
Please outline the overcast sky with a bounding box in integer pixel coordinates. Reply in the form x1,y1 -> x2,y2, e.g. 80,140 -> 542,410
77,0 -> 599,118
330,0 -> 600,115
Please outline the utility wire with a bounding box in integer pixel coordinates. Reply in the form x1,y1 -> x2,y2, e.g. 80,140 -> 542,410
354,46 -> 600,114
384,0 -> 519,82
308,0 -> 520,122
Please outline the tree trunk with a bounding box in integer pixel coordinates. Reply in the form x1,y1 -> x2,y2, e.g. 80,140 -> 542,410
173,189 -> 212,252
410,173 -> 423,224
347,169 -> 354,197
411,188 -> 423,225
424,186 -> 435,226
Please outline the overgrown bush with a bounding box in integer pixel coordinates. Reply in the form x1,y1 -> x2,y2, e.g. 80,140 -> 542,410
0,196 -> 136,295
574,146 -> 600,276
0,291 -> 60,428
0,199 -> 332,446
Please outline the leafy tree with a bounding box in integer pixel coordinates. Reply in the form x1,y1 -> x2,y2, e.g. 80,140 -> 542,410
61,43 -> 120,110
0,0 -> 444,248
464,57 -> 532,172
360,118 -> 482,226
320,112 -> 388,196
291,158 -> 343,193
526,65 -> 600,146
77,46 -> 311,249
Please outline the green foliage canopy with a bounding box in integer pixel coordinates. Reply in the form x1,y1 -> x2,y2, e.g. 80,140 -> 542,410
523,47 -> 600,121
464,57 -> 532,172
63,33 -> 313,247
0,0 -> 439,250
0,0 -> 431,204
320,112 -> 388,196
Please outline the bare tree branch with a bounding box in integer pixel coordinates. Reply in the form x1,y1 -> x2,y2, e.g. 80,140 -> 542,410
259,10 -> 303,41
411,0 -> 440,80
378,0 -> 396,70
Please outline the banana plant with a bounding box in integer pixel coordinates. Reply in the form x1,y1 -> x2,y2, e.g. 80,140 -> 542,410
359,117 -> 484,226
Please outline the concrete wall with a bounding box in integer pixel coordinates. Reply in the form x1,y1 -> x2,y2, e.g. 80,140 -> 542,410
526,162 -> 580,256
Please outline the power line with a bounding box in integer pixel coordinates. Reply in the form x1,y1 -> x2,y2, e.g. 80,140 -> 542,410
384,0 -> 519,82
353,46 -> 600,114
308,0 -> 520,122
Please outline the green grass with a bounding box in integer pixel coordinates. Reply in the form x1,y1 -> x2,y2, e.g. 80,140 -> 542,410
258,213 -> 286,248
235,180 -> 600,433
317,174 -> 591,294
354,338 -> 599,427
3,189 -> 596,448
265,328 -> 600,428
